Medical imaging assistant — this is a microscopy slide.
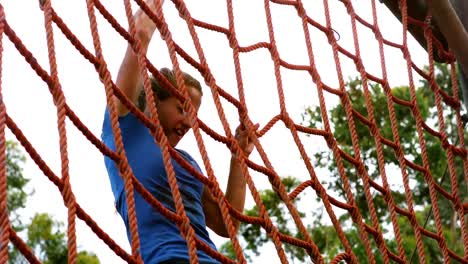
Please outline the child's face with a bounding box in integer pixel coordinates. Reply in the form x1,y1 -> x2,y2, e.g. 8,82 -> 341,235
155,86 -> 202,147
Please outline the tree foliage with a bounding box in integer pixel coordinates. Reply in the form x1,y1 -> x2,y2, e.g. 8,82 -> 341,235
6,140 -> 100,263
225,63 -> 466,263
302,63 -> 466,262
6,141 -> 29,230
26,213 -> 100,264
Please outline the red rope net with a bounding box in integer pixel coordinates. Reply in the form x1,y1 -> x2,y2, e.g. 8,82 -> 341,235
1,0 -> 467,263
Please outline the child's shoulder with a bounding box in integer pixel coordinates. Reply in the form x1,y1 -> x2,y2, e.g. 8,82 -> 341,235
175,148 -> 193,161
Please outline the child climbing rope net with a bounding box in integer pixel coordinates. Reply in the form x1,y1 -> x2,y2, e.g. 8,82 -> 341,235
0,0 -> 467,263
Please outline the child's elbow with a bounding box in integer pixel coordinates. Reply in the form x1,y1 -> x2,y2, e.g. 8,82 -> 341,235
212,224 -> 230,238
217,230 -> 230,238
212,221 -> 239,238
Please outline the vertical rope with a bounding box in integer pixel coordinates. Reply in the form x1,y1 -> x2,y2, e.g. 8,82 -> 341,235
2,17 -> 137,262
369,0 -> 427,261
154,0 -> 249,261
39,1 -> 77,262
0,4 -> 9,264
129,1 -> 200,262
84,0 -> 143,262
261,0 -> 318,262
449,60 -> 468,259
223,3 -> 320,263
344,0 -> 405,261
293,1 -> 369,263
322,0 -> 377,262
424,2 -> 467,261
400,0 -> 450,261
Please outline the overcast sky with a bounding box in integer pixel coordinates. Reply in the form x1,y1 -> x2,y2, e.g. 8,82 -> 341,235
2,0 -> 429,263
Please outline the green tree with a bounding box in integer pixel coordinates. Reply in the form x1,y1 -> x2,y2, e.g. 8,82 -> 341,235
27,213 -> 99,264
223,63 -> 466,263
5,140 -> 100,263
300,62 -> 466,263
7,141 -> 30,262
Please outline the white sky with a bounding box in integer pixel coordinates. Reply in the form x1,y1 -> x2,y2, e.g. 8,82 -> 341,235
2,0 -> 430,263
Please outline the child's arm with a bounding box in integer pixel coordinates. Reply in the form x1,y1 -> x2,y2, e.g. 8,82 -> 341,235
203,124 -> 258,237
115,0 -> 161,116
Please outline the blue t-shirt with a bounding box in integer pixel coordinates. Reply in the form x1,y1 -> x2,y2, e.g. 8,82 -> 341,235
101,109 -> 219,264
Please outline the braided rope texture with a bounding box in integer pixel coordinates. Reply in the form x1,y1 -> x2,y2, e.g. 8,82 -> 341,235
1,0 -> 467,263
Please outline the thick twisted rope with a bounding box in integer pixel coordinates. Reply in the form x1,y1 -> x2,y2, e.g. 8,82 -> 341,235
85,0 -> 144,262
39,1 -> 78,262
0,5 -> 9,264
1,0 -> 467,263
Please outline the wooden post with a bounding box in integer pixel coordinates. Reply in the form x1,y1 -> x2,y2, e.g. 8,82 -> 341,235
380,0 -> 449,62
381,0 -> 468,112
451,0 -> 468,114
